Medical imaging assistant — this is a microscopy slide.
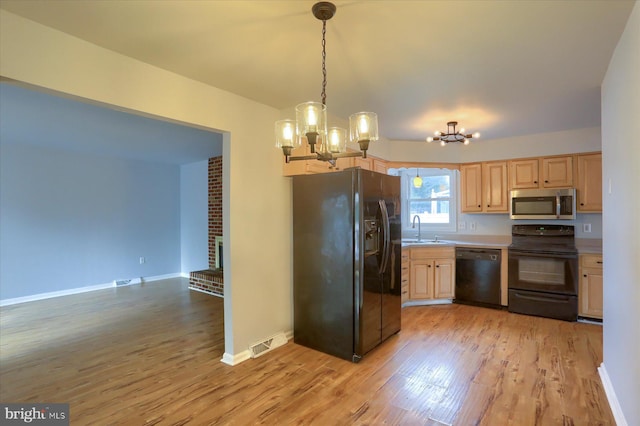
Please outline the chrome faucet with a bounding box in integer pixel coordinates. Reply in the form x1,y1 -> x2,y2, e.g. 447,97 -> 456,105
412,215 -> 421,241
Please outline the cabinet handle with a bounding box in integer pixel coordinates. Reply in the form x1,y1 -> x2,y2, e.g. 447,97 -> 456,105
436,265 -> 440,268
477,204 -> 481,208
583,274 -> 588,277
580,203 -> 584,206
534,180 -> 538,184
545,180 -> 549,183
596,261 -> 603,264
428,265 -> 432,268
487,204 -> 490,207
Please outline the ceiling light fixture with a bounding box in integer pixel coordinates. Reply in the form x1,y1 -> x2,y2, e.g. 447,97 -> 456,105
275,2 -> 378,166
427,121 -> 480,146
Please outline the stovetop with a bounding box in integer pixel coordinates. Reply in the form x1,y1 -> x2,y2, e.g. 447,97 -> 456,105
509,224 -> 577,254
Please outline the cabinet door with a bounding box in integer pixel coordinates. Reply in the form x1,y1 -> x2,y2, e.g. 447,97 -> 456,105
434,258 -> 455,299
410,260 -> 433,300
579,269 -> 603,319
577,153 -> 602,212
373,158 -> 388,174
541,156 -> 573,188
509,159 -> 539,189
354,157 -> 373,170
482,161 -> 509,212
460,163 -> 483,212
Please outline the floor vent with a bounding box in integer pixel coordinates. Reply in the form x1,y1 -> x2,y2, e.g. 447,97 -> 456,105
249,332 -> 288,358
113,278 -> 142,287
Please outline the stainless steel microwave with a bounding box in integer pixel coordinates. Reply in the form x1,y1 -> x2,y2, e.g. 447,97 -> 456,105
510,188 -> 576,220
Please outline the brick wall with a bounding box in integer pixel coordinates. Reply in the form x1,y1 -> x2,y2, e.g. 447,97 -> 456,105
209,156 -> 223,269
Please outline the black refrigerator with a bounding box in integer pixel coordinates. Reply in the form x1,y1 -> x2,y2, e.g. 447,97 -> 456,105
292,168 -> 402,362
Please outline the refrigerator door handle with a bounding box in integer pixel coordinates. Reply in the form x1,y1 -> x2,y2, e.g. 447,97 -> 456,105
378,200 -> 391,274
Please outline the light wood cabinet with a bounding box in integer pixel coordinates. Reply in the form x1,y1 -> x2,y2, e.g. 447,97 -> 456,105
483,161 -> 509,212
579,254 -> 603,319
576,153 -> 602,212
460,162 -> 508,213
401,248 -> 410,304
282,144 -> 354,176
354,156 -> 372,170
460,163 -> 483,212
541,156 -> 573,188
509,155 -> 574,189
409,247 -> 455,301
509,158 -> 540,189
373,158 -> 388,174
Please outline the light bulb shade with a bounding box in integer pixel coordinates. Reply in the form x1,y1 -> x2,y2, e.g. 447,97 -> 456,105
426,137 -> 433,143
473,132 -> 480,138
349,112 -> 378,143
274,119 -> 299,149
296,102 -> 326,143
327,127 -> 347,153
413,175 -> 423,188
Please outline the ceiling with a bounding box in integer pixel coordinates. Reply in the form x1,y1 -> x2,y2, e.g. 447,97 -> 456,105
0,0 -> 635,144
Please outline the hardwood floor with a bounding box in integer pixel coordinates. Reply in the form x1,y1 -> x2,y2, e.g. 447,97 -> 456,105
0,279 -> 613,425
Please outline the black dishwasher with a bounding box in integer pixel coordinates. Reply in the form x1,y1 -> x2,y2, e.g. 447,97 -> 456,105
455,248 -> 501,308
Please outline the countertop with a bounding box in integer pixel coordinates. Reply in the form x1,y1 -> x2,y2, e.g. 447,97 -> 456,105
402,235 -> 603,254
401,235 -> 511,249
575,238 -> 603,254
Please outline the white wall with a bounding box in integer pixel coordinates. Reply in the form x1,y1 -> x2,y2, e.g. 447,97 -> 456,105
0,10 -> 292,360
180,160 -> 209,274
601,2 -> 640,425
387,126 -> 601,163
0,143 -> 181,300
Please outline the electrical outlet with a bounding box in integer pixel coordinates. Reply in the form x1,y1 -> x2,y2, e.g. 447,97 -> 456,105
469,222 -> 476,231
583,223 -> 592,233
139,257 -> 145,264
458,221 -> 466,230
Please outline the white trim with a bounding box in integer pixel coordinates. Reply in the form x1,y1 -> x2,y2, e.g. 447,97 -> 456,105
0,273 -> 186,306
188,286 -> 224,298
598,362 -> 629,426
221,350 -> 251,366
220,329 -> 293,367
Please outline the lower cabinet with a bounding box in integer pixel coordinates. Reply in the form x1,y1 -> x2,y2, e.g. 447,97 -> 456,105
409,247 -> 455,301
579,254 -> 603,319
401,248 -> 410,304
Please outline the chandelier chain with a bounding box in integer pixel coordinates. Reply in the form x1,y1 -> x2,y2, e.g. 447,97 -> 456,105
321,19 -> 327,106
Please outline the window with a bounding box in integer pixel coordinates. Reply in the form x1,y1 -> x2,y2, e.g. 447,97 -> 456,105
400,168 -> 457,233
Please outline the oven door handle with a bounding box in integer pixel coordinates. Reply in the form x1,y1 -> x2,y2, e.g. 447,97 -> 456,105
512,292 -> 573,303
509,250 -> 577,260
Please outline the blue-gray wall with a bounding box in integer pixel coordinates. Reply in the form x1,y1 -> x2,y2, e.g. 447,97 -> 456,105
0,143 -> 182,300
180,160 -> 209,273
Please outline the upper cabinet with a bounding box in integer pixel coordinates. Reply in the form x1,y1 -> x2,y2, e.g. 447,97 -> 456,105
576,153 -> 602,212
282,144 -> 354,176
541,156 -> 573,188
461,161 -> 508,213
284,150 -> 387,176
509,155 -> 573,189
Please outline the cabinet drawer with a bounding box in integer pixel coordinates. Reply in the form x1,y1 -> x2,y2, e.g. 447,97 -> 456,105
581,254 -> 603,269
410,247 -> 455,260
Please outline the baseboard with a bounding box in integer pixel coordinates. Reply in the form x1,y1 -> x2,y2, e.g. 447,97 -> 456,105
402,299 -> 453,307
220,329 -> 293,367
598,362 -> 629,426
0,273 -> 186,306
221,351 -> 251,366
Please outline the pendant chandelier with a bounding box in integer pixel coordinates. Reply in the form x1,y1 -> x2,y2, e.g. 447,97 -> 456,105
413,168 -> 423,188
274,2 -> 378,165
427,121 -> 480,146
